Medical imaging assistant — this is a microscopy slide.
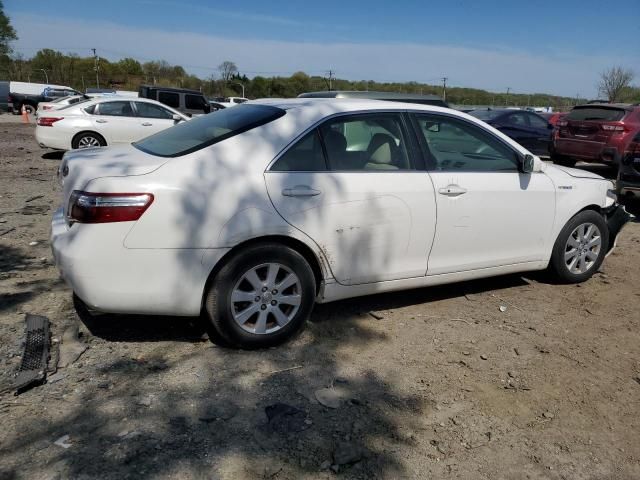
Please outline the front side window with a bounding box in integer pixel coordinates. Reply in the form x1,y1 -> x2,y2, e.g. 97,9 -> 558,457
134,104 -> 285,157
271,130 -> 326,171
135,102 -> 174,119
95,101 -> 134,117
415,114 -> 517,172
319,114 -> 411,171
158,91 -> 180,109
506,112 -> 528,127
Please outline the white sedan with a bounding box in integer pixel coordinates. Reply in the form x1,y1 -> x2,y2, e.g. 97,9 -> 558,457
36,94 -> 90,114
36,97 -> 188,150
51,99 -> 631,348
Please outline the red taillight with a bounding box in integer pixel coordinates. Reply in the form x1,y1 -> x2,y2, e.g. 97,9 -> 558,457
601,123 -> 627,133
67,191 -> 154,224
37,117 -> 63,127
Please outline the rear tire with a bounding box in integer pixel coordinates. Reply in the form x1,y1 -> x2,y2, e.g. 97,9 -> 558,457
72,132 -> 106,149
549,210 -> 609,283
204,243 -> 316,349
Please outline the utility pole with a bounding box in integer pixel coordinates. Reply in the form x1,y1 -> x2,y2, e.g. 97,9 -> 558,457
441,77 -> 448,102
505,87 -> 511,106
575,92 -> 579,106
326,69 -> 334,91
91,48 -> 100,88
38,69 -> 49,84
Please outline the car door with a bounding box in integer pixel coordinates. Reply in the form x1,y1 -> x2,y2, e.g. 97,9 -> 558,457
411,112 -> 556,276
90,100 -> 143,144
526,112 -> 553,156
264,112 -> 437,285
133,101 -> 178,137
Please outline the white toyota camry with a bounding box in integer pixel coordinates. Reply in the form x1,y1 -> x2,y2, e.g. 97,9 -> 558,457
51,99 -> 631,348
36,97 -> 188,150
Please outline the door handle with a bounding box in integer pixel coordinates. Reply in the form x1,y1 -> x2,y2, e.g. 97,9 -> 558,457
438,185 -> 467,197
282,185 -> 321,197
141,122 -> 152,126
95,119 -> 107,123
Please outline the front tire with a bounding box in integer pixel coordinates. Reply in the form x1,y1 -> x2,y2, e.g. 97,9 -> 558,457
72,132 -> 106,149
205,244 -> 316,349
549,210 -> 609,283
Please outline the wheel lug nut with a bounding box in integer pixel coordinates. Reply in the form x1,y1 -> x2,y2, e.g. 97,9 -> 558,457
262,287 -> 268,292
271,300 -> 277,306
255,296 -> 261,302
261,304 -> 267,310
272,289 -> 278,294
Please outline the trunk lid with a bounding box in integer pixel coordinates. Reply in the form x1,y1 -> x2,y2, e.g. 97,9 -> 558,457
561,105 -> 628,143
58,144 -> 170,215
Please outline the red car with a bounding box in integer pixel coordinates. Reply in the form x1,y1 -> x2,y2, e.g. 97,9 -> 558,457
551,103 -> 640,167
540,111 -> 567,126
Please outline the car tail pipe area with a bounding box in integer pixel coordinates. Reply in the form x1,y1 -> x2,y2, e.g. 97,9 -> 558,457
605,204 -> 634,254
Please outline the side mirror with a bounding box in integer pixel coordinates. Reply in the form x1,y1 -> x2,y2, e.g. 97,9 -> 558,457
519,154 -> 535,174
172,114 -> 182,123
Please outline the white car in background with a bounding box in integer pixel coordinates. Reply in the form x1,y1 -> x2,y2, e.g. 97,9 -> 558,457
36,97 -> 188,150
36,94 -> 90,115
51,99 -> 630,348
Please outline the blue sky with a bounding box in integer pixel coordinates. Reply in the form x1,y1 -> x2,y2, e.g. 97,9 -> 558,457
4,0 -> 640,97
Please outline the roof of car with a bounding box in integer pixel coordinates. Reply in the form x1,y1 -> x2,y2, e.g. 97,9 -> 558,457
575,103 -> 636,110
298,90 -> 445,101
250,97 -> 453,114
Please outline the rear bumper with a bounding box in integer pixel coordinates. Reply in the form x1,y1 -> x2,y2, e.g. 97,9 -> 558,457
35,126 -> 72,150
554,139 -> 622,163
50,208 -> 230,316
604,204 -> 633,255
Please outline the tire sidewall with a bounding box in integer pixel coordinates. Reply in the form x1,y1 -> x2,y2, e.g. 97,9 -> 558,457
206,244 -> 316,349
551,210 -> 609,283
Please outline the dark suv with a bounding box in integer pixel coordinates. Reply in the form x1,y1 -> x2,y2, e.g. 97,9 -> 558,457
138,85 -> 211,116
552,103 -> 640,167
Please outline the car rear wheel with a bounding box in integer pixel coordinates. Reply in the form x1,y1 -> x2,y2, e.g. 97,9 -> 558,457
205,243 -> 316,349
549,210 -> 609,283
72,132 -> 106,149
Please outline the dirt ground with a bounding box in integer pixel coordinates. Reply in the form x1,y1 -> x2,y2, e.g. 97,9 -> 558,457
0,116 -> 639,480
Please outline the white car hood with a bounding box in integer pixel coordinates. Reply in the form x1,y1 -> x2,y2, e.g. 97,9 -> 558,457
59,144 -> 170,205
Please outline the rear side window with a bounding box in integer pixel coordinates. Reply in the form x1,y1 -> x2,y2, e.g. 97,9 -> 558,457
134,104 -> 285,157
185,94 -> 205,110
158,91 -> 180,109
96,101 -> 134,117
567,107 -> 627,122
271,130 -> 326,171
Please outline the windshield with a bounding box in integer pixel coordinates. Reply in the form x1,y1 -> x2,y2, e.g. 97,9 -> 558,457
134,104 -> 285,157
468,109 -> 504,121
567,107 -> 627,122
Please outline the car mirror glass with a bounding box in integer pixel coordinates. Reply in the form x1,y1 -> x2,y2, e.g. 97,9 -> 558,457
520,154 -> 534,173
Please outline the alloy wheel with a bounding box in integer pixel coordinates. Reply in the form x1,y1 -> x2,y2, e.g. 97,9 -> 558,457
230,263 -> 302,334
564,222 -> 602,274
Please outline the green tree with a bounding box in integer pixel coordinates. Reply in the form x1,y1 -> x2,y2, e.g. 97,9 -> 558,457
0,0 -> 17,66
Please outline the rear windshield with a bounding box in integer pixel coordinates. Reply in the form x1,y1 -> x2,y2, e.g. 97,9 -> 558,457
134,104 -> 285,157
468,109 -> 504,121
567,107 -> 627,122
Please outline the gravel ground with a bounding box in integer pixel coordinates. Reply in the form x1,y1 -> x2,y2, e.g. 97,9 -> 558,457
1,116 -> 639,479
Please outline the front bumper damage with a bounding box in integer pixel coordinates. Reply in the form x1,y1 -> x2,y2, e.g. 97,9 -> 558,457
604,203 -> 634,255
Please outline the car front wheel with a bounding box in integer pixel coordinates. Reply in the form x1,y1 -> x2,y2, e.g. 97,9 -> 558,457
205,243 -> 316,349
549,210 -> 609,283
